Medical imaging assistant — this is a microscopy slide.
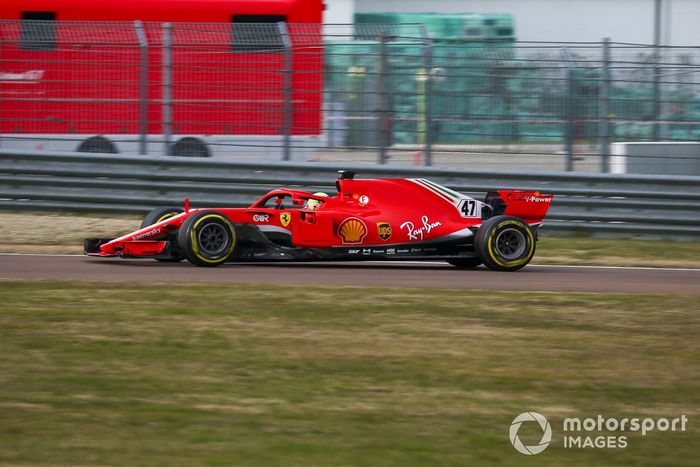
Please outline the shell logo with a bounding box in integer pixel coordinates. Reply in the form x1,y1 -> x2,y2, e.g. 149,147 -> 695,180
337,217 -> 367,244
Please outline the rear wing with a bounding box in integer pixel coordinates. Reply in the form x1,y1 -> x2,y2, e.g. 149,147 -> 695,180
484,190 -> 553,224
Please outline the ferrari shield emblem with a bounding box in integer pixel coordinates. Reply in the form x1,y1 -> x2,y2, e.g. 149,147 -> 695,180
377,222 -> 392,241
280,212 -> 291,227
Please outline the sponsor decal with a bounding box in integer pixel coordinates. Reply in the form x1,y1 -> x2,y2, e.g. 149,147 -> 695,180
253,214 -> 270,222
410,248 -> 423,253
400,215 -> 442,240
507,192 -> 552,203
338,217 -> 368,244
376,222 -> 392,241
524,195 -> 553,203
386,248 -> 396,255
280,212 -> 291,227
348,249 -> 360,254
362,248 -> 371,255
358,195 -> 370,206
371,249 -> 385,254
397,248 -> 410,254
133,227 -> 160,240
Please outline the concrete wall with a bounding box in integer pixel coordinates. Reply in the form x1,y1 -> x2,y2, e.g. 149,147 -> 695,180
351,0 -> 700,45
611,142 -> 700,175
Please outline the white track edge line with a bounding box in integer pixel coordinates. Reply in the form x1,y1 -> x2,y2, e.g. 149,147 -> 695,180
1,253 -> 699,272
366,261 -> 700,271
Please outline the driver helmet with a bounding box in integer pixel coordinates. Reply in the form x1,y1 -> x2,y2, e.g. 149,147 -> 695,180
306,192 -> 328,210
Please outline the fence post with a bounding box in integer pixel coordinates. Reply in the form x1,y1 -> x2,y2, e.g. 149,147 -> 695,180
420,25 -> 433,166
652,0 -> 662,140
278,22 -> 292,162
134,21 -> 148,156
652,58 -> 662,141
599,38 -> 611,172
377,32 -> 389,165
562,47 -> 575,171
162,23 -> 173,157
566,69 -> 575,171
0,38 -> 3,149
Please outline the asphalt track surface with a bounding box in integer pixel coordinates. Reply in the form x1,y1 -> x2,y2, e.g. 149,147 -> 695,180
1,254 -> 699,294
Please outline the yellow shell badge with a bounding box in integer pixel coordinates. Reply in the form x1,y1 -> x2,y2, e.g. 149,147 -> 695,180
376,222 -> 392,241
280,212 -> 291,227
338,217 -> 367,244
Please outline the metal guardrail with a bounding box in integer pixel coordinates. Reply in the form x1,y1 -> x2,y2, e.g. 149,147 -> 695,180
1,149 -> 700,238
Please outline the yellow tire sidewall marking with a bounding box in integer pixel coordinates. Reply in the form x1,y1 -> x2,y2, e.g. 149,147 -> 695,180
155,212 -> 179,224
486,220 -> 535,268
189,214 -> 237,264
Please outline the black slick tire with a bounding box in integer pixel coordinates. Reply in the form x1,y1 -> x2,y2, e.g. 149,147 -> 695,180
475,215 -> 536,271
177,211 -> 237,267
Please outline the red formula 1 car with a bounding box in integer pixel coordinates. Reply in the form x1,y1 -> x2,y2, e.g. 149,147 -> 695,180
85,171 -> 553,271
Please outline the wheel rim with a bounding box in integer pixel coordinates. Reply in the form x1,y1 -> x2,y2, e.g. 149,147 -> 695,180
197,224 -> 228,255
494,228 -> 527,260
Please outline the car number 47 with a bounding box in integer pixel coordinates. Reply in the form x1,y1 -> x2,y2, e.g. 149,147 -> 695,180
459,199 -> 482,218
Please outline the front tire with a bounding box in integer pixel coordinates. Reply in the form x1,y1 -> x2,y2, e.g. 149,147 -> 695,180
177,211 -> 237,267
141,207 -> 185,262
475,216 -> 535,271
140,206 -> 184,229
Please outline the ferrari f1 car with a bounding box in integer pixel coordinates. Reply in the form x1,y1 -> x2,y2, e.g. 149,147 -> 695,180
85,171 -> 553,271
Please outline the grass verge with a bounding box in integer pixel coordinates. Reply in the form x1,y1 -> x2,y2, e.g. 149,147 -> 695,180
534,235 -> 700,268
0,281 -> 698,465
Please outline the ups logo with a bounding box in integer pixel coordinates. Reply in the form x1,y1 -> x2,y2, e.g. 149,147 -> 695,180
376,222 -> 392,241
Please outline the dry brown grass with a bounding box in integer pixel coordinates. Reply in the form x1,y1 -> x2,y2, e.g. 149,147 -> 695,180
0,282 -> 697,465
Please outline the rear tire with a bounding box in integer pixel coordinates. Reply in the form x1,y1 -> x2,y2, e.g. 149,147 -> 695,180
141,207 -> 185,262
177,211 -> 237,267
475,215 -> 535,271
447,258 -> 483,269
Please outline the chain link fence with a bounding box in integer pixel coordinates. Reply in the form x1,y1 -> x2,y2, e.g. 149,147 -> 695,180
2,20 -> 700,172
